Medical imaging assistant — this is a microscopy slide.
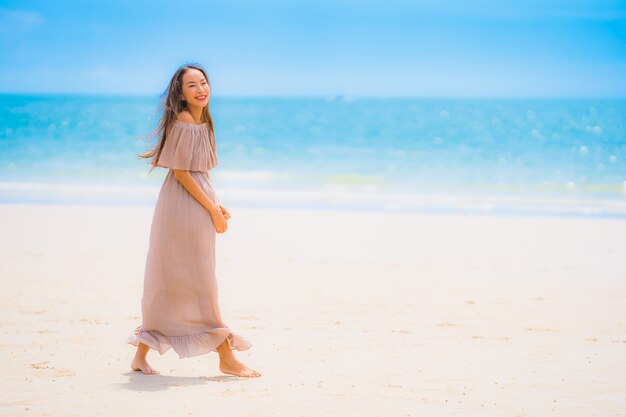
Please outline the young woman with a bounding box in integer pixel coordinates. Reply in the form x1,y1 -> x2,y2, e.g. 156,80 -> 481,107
127,63 -> 261,378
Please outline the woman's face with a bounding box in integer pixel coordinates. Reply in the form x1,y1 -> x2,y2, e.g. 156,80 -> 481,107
181,69 -> 210,109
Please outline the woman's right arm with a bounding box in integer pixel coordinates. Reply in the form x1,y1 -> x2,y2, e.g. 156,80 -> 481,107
173,170 -> 228,233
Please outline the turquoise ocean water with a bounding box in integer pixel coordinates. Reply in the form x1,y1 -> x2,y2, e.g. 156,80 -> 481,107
0,94 -> 625,217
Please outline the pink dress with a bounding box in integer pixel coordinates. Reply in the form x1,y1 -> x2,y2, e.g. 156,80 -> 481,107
126,119 -> 252,358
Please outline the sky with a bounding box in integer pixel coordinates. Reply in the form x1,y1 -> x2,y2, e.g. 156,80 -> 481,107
0,0 -> 625,97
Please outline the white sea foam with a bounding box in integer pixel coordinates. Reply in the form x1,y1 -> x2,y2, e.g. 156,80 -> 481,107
387,149 -> 406,157
1,181 -> 624,218
218,169 -> 279,182
0,181 -> 159,206
585,125 -> 602,135
531,129 -> 543,139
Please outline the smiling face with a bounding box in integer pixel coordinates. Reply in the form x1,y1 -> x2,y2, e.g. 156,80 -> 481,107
180,68 -> 210,109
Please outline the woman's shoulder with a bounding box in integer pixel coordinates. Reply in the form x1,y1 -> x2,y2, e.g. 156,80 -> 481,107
157,113 -> 218,171
172,112 -> 209,132
176,110 -> 196,124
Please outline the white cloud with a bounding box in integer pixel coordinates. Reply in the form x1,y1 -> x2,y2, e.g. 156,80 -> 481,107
0,8 -> 43,33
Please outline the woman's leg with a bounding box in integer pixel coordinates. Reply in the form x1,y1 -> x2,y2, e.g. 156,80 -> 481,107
216,339 -> 261,378
131,342 -> 160,374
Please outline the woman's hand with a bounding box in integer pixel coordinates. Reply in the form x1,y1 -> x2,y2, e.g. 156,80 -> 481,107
219,204 -> 231,220
210,206 -> 228,233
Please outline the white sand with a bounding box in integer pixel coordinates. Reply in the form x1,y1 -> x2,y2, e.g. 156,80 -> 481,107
0,203 -> 624,416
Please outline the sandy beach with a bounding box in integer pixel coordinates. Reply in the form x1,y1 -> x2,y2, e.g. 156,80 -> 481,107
0,203 -> 624,417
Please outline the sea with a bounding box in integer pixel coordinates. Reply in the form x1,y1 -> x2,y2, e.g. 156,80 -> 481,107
1,94 -> 625,218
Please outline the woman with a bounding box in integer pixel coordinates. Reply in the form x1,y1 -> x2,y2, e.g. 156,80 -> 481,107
127,63 -> 261,378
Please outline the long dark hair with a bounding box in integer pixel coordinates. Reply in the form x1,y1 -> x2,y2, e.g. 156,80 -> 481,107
137,63 -> 215,174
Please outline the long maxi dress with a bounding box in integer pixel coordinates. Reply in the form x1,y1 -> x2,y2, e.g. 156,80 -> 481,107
126,119 -> 252,358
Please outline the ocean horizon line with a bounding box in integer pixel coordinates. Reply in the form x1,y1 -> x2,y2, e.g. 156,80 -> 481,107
2,92 -> 626,100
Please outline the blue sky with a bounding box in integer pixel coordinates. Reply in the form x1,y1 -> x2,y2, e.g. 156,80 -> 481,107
0,0 -> 625,97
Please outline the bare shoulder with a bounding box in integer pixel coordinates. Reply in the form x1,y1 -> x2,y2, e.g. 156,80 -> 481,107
176,110 -> 195,123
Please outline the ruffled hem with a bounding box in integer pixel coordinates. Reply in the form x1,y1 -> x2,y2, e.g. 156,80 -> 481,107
125,325 -> 252,359
156,120 -> 218,172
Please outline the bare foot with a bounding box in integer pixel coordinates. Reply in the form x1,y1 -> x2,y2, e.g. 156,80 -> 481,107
131,357 -> 160,375
219,357 -> 261,378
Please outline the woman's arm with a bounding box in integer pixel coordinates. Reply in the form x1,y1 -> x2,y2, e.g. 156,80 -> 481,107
173,170 -> 219,215
174,170 -> 228,233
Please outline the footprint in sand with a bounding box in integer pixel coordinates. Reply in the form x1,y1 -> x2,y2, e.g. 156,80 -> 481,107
526,327 -> 557,332
31,362 -> 51,370
19,309 -> 45,315
79,318 -> 104,324
31,362 -> 76,377
471,335 -> 510,341
436,322 -> 465,327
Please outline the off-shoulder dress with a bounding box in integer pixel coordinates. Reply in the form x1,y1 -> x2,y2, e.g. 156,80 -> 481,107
126,120 -> 252,358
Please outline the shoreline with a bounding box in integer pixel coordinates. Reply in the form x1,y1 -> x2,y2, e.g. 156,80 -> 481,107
1,180 -> 625,220
2,200 -> 626,221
